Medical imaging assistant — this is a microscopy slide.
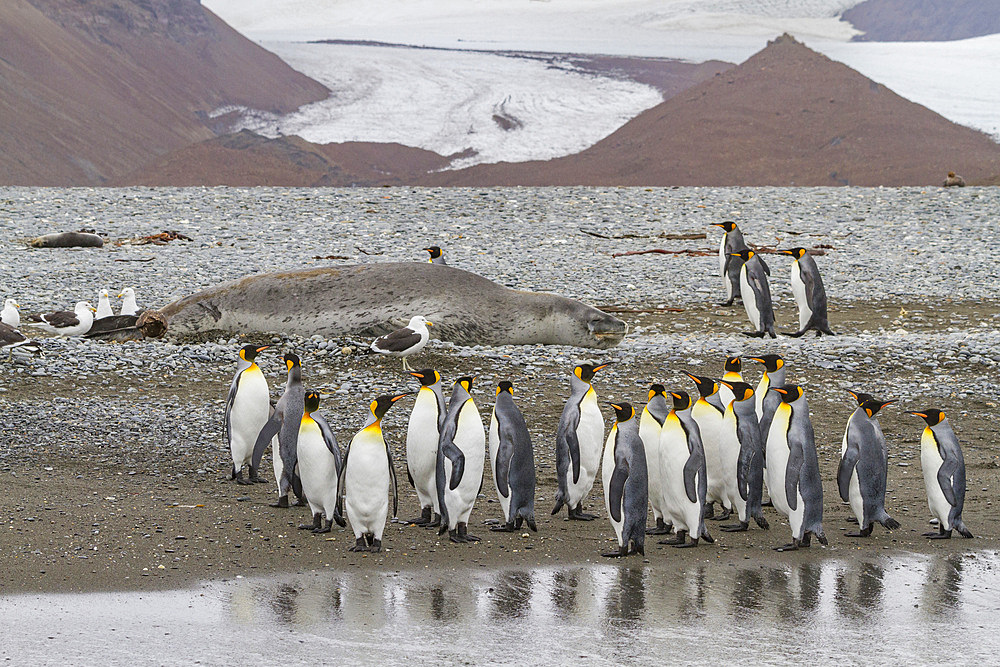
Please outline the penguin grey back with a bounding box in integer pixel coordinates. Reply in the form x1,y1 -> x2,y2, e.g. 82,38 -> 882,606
931,418 -> 969,533
785,393 -> 825,541
732,396 -> 766,520
552,374 -> 592,510
745,255 -> 776,337
493,390 -> 536,525
616,417 -> 648,551
840,408 -> 895,529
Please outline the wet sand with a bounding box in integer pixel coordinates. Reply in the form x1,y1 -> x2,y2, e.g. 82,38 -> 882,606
2,300 -> 997,594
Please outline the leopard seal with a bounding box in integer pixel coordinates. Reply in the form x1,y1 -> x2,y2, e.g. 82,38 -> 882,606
158,262 -> 627,348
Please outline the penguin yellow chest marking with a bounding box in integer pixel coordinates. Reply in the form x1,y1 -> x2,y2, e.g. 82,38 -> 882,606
766,403 -> 793,513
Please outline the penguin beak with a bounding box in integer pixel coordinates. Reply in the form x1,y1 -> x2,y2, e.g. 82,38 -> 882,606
390,393 -> 413,402
710,223 -> 725,228
409,371 -> 424,379
777,249 -> 795,255
683,372 -> 700,384
907,411 -> 927,418
719,381 -> 733,390
773,388 -> 788,395
592,363 -> 610,372
255,346 -> 269,353
748,357 -> 765,364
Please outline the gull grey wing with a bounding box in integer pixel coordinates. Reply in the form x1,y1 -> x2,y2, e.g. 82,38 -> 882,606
373,328 -> 420,352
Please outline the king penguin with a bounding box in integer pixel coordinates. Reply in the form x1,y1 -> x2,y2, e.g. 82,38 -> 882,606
767,385 -> 827,551
296,391 -> 347,533
252,353 -> 306,508
639,384 -> 670,534
684,372 -> 729,520
437,376 -> 486,543
424,246 -> 446,264
779,248 -> 834,337
225,344 -> 270,484
717,381 -> 769,532
731,249 -> 776,338
711,221 -> 749,306
717,356 -> 744,408
405,369 -> 447,526
907,409 -> 974,539
488,381 -> 537,532
551,363 -> 609,520
838,395 -> 899,537
338,393 -> 409,552
601,402 -> 648,557
658,391 -> 713,548
747,354 -> 786,443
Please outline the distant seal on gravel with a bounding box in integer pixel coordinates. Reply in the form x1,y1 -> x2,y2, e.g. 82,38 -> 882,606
158,263 -> 627,348
29,231 -> 104,248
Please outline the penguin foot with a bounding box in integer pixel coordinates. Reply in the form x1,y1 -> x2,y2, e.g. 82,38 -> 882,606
348,537 -> 369,552
526,518 -> 538,532
781,330 -> 806,338
799,533 -> 813,547
846,517 -> 859,524
754,516 -> 770,530
601,546 -> 629,558
253,476 -> 268,484
742,331 -> 766,338
269,496 -> 290,509
425,513 -> 442,528
458,523 -> 480,542
293,498 -> 308,507
658,530 -> 688,546
703,503 -> 715,520
370,539 -> 382,553
448,529 -> 465,543
490,523 -> 515,532
881,517 -> 901,531
645,518 -> 672,535
334,512 -> 347,528
720,521 -> 749,532
673,538 -> 699,549
236,477 -> 254,486
313,520 -> 333,534
709,507 -> 732,522
406,507 -> 433,526
926,530 -> 953,540
568,508 -> 598,521
774,540 -> 799,552
846,526 -> 872,538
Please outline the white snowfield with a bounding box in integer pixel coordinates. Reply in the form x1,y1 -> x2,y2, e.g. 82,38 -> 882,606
204,0 -> 1000,165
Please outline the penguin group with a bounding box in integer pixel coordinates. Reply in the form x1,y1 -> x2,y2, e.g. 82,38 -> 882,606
711,222 -> 834,338
224,345 -> 974,557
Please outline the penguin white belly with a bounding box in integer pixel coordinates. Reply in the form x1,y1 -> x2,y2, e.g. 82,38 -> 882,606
790,260 -> 810,330
445,403 -> 486,525
639,410 -> 664,520
568,389 -> 604,508
718,411 -> 746,521
754,377 -> 769,420
345,438 -> 390,538
601,431 -> 624,545
766,406 -> 793,517
920,430 -> 952,529
488,413 -> 510,521
740,267 -> 761,330
719,373 -> 741,408
229,369 -> 270,468
696,406 -> 726,507
848,468 -> 864,525
718,235 -> 728,290
659,415 -> 699,533
406,389 -> 440,512
298,421 -> 338,520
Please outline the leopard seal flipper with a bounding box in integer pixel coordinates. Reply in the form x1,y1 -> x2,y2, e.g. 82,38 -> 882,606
157,262 -> 626,348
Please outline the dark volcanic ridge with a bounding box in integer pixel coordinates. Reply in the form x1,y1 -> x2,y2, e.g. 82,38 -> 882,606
125,34 -> 1000,188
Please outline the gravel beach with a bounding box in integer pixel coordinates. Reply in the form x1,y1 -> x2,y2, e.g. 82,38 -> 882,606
1,186 -> 997,593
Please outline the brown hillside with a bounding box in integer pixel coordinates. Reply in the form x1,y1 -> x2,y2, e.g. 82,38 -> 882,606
844,0 -> 1000,42
0,0 -> 328,185
425,34 -> 1000,186
119,130 -> 457,186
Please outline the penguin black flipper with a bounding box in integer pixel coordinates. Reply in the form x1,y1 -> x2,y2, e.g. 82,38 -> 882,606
313,413 -> 343,472
937,456 -> 960,508
785,439 -> 804,512
494,420 -> 517,500
759,256 -> 770,276
336,441 -> 351,520
837,438 -> 861,504
608,459 -> 630,524
442,440 -> 466,491
564,412 -> 583,484
224,374 -> 240,444
251,413 -> 281,472
386,445 -> 399,519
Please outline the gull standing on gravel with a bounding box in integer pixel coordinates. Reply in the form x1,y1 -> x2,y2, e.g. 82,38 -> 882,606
2,299 -> 20,328
370,316 -> 432,371
118,287 -> 139,316
95,289 -> 114,319
35,301 -> 96,336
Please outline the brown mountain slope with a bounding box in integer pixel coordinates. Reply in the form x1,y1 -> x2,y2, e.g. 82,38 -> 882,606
119,130 -> 457,186
844,0 -> 1000,42
424,34 -> 1000,187
0,0 -> 328,185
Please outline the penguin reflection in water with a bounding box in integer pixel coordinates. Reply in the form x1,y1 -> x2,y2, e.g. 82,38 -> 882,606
838,393 -> 899,537
601,402 -> 648,557
908,409 -> 974,539
767,386 -> 827,551
437,377 -> 486,543
552,363 -> 609,521
488,381 -> 537,532
296,391 -> 347,533
338,393 -> 410,552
